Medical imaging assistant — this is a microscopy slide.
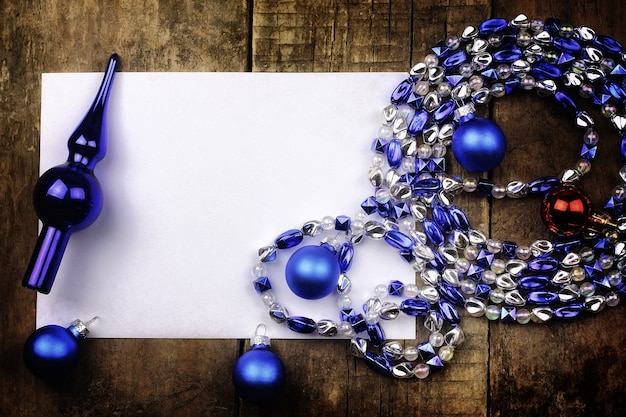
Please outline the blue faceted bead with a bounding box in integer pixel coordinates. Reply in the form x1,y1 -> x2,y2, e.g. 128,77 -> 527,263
466,264 -> 485,282
428,251 -> 447,272
348,314 -> 367,334
544,18 -> 562,35
603,80 -> 626,100
481,68 -> 499,82
433,100 -> 456,122
528,176 -> 560,194
554,91 -> 578,113
476,179 -> 494,197
518,275 -> 550,291
384,230 -> 415,252
533,62 -> 562,80
387,139 -> 403,169
528,257 -> 558,272
253,277 -> 272,293
335,215 -> 351,231
501,241 -> 517,258
413,178 -> 442,196
338,243 -> 354,272
478,18 -> 508,34
527,291 -> 559,305
371,137 -> 387,154
426,356 -> 444,370
391,79 -> 413,104
581,144 -> 597,160
367,323 -> 386,347
388,280 -> 404,296
431,42 -> 449,58
407,92 -> 424,109
557,52 -> 575,65
439,282 -> 465,306
594,35 -> 623,54
400,298 -> 430,316
584,261 -> 603,279
399,251 -> 414,263
554,237 -> 582,254
393,202 -> 411,219
446,74 -> 465,86
339,308 -> 356,322
286,316 -> 317,333
500,306 -> 516,322
555,303 -> 584,319
449,205 -> 470,231
475,283 -> 491,300
423,219 -> 444,246
275,229 -> 304,249
361,196 -> 377,214
442,50 -> 467,68
418,342 -> 436,360
493,47 -> 522,62
364,352 -> 393,375
553,37 -> 581,53
475,249 -> 494,268
438,299 -> 460,324
408,110 -> 429,135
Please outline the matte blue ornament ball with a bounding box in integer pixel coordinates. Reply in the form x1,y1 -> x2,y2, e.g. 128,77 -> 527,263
451,117 -> 507,173
23,324 -> 80,379
233,345 -> 286,403
285,245 -> 340,300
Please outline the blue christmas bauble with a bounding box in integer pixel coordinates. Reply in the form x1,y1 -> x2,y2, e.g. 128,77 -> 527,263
285,245 -> 340,300
451,117 -> 507,173
23,324 -> 80,379
233,346 -> 286,403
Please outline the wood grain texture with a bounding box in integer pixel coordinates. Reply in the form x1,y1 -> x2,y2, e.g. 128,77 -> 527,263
0,1 -> 624,416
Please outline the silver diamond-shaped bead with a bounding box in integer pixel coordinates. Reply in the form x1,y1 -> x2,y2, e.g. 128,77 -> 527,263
392,362 -> 415,379
390,182 -> 412,200
428,66 -> 445,84
559,285 -> 580,303
380,302 -> 401,320
423,124 -> 439,144
420,286 -> 440,303
424,310 -> 444,332
410,200 -> 428,222
364,220 -> 386,239
402,138 -> 417,157
269,303 -> 290,323
337,273 -> 352,295
533,30 -> 552,44
585,295 -> 606,313
382,341 -> 404,361
451,82 -> 472,100
465,297 -> 486,317
368,167 -> 384,187
496,273 -> 517,291
302,220 -> 322,236
530,307 -> 554,323
385,169 -> 400,187
350,337 -> 368,358
611,114 -> 626,134
382,104 -> 397,123
423,92 -> 441,112
473,52 -> 493,68
258,245 -> 277,262
511,14 -> 530,28
504,290 -> 526,307
444,326 -> 465,347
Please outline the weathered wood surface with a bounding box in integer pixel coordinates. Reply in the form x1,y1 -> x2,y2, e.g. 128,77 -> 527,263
0,1 -> 624,416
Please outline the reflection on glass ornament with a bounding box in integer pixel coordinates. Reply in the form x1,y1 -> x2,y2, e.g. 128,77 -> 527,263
23,54 -> 119,294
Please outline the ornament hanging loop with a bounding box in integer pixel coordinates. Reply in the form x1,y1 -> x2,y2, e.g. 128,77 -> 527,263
251,323 -> 271,347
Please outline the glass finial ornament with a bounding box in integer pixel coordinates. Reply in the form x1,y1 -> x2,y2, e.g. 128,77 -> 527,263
233,324 -> 286,403
22,54 -> 119,294
23,317 -> 97,380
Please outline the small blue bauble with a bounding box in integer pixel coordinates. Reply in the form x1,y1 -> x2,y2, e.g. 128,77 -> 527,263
23,324 -> 80,379
233,345 -> 286,403
451,117 -> 507,173
285,245 -> 340,300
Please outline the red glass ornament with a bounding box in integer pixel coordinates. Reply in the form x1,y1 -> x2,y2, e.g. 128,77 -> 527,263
541,185 -> 592,236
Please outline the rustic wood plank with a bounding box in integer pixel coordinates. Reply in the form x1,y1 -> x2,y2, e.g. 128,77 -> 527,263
489,2 -> 626,417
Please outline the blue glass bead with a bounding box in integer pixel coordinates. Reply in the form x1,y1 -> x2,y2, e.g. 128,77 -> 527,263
594,238 -> 613,255
557,53 -> 575,66
528,257 -> 559,272
384,230 -> 415,252
426,356 -> 444,370
339,308 -> 356,322
501,241 -> 517,258
423,219 -> 444,246
493,47 -> 522,63
584,261 -> 603,279
518,275 -> 550,291
594,276 -> 612,290
554,91 -> 578,113
476,179 -> 494,197
528,291 -> 559,305
413,178 -> 442,196
554,303 -> 584,319
393,202 -> 411,219
400,298 -> 430,316
553,237 -> 582,254
617,282 -> 626,295
442,50 -> 467,68
428,251 -> 447,272
466,264 -> 484,282
418,342 -> 436,360
338,243 -> 354,273
594,35 -> 623,54
475,283 -> 491,300
478,18 -> 508,34
446,74 -> 465,86
367,323 -> 386,347
286,316 -> 317,333
408,110 -> 429,135
349,314 -> 367,334
334,215 -> 351,231
592,93 -> 612,107
371,137 -> 387,154
361,196 -> 377,214
438,299 -> 460,324
439,282 -> 465,306
399,251 -> 414,263
407,92 -> 424,109
452,117 -> 507,172
387,139 -> 403,169
432,206 -> 453,232
475,249 -> 494,268
481,68 -> 499,82
285,245 -> 340,299
391,79 -> 413,104
581,144 -> 597,160
364,352 -> 393,375
504,78 -> 519,94
544,18 -> 562,35
253,277 -> 272,293
433,100 -> 456,122
377,201 -> 393,218
603,80 -> 626,101
528,176 -> 560,194
275,229 -> 303,249
553,37 -> 581,53
388,280 -> 404,296
500,306 -> 516,323
233,344 -> 285,403
449,205 -> 470,231
533,62 -> 563,80
611,64 -> 626,76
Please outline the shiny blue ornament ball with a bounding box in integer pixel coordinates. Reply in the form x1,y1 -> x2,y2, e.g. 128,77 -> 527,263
285,245 -> 340,300
23,325 -> 80,379
233,346 -> 286,403
451,117 -> 507,173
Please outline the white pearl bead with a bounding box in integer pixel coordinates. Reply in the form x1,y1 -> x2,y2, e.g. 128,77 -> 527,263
374,284 -> 389,298
403,284 -> 419,298
429,332 -> 444,348
414,363 -> 430,379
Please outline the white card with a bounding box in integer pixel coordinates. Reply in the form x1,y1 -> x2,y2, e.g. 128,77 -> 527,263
36,71 -> 418,339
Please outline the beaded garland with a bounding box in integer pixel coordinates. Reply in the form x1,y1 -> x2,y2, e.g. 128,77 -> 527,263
237,14 -> 626,399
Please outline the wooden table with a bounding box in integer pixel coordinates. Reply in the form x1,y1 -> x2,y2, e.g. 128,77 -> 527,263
1,1 -> 624,416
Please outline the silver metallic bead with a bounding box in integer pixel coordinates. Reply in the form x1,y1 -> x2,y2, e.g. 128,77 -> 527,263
530,239 -> 554,256
504,290 -> 526,307
424,310 -> 444,332
368,166 -> 384,187
559,285 -> 580,303
506,181 -> 528,198
350,337 -> 368,358
379,302 -> 401,320
461,25 -> 479,40
392,362 -> 415,379
258,245 -> 277,262
444,326 -> 465,347
382,341 -> 404,361
420,286 -> 440,303
337,273 -> 352,295
530,307 -> 554,323
317,319 -> 339,337
423,92 -> 441,112
364,220 -> 386,239
269,303 -> 290,323
420,268 -> 440,286
511,13 -> 530,28
585,295 -> 606,313
496,273 -> 517,291
465,297 -> 486,317
409,63 -> 427,80
382,104 -> 397,124
506,259 -> 527,277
